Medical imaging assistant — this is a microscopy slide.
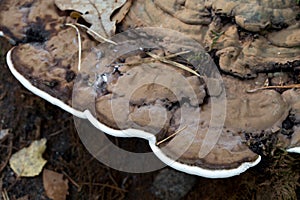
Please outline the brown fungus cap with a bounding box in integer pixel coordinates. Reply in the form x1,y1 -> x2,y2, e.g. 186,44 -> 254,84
9,27 -> 96,105
72,28 -> 264,170
267,23 -> 300,48
121,0 -> 209,45
223,75 -> 289,132
210,25 -> 300,78
122,1 -> 300,79
207,0 -> 300,32
153,0 -> 211,25
1,0 -> 97,105
0,0 -> 66,42
73,23 -> 295,169
3,0 -> 300,176
160,74 -> 289,169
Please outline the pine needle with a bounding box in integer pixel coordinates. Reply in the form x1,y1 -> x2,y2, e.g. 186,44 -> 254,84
146,52 -> 201,77
75,23 -> 117,45
163,50 -> 191,59
65,23 -> 82,71
156,125 -> 187,146
247,84 -> 300,93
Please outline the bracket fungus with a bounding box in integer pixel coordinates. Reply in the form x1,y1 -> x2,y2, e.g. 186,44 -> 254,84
70,27 -> 266,178
2,0 -> 300,179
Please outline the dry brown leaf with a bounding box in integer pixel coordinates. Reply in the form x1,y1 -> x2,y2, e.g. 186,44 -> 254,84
9,139 -> 47,177
43,169 -> 69,200
54,0 -> 127,39
111,0 -> 133,23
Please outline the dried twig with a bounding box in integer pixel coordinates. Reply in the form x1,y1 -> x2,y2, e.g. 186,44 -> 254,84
247,84 -> 300,93
156,125 -> 187,146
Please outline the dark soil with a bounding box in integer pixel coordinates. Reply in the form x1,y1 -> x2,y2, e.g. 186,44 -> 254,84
0,37 -> 300,200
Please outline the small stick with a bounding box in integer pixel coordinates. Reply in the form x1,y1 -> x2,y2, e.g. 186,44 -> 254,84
247,84 -> 300,93
65,23 -> 82,71
156,125 -> 187,146
75,23 -> 117,45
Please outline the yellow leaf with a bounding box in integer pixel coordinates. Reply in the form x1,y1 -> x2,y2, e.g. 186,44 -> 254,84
9,139 -> 47,177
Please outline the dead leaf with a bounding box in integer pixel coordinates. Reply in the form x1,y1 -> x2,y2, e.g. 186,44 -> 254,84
54,0 -> 127,39
9,139 -> 47,177
43,169 -> 69,200
111,0 -> 133,23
